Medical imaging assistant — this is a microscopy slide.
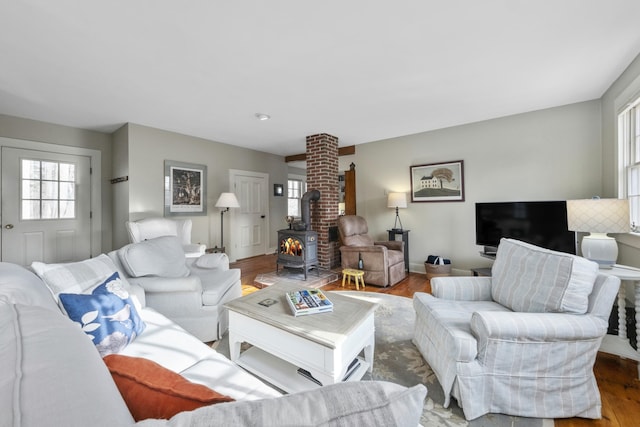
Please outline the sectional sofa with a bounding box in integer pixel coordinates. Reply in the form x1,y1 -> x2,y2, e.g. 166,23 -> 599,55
0,246 -> 426,426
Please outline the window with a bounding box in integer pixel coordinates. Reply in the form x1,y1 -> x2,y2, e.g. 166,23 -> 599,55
21,159 -> 76,220
287,178 -> 306,218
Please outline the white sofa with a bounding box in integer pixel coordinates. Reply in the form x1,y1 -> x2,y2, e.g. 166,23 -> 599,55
0,258 -> 427,426
107,236 -> 240,342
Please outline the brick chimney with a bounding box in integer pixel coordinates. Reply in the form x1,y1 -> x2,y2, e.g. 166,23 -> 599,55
306,134 -> 340,268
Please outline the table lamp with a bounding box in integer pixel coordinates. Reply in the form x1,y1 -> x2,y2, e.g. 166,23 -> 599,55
566,198 -> 630,268
387,192 -> 407,231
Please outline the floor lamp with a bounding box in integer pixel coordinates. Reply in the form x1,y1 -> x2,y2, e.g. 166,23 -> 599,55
214,192 -> 240,249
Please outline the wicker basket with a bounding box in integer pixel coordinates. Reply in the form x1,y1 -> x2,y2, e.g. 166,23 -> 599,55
425,263 -> 452,280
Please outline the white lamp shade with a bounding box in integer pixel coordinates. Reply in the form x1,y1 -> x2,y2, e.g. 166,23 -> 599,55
567,198 -> 629,268
566,198 -> 629,233
387,192 -> 407,209
215,192 -> 240,209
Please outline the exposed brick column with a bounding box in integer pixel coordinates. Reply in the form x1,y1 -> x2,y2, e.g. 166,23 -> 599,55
306,134 -> 340,269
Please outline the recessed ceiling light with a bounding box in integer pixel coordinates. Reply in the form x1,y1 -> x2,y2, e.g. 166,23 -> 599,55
255,113 -> 271,121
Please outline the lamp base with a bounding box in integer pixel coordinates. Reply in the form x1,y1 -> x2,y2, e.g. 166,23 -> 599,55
581,233 -> 618,269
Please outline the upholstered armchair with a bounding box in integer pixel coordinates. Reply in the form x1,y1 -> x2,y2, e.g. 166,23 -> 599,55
108,236 -> 241,342
126,217 -> 206,258
412,238 -> 620,420
337,215 -> 406,287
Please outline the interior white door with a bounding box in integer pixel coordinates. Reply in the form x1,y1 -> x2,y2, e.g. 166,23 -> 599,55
231,171 -> 268,261
1,147 -> 92,265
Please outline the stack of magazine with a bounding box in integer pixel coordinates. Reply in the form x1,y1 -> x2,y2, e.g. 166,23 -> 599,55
286,289 -> 333,316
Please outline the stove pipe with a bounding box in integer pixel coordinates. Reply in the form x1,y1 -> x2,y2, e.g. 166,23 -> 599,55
300,190 -> 321,231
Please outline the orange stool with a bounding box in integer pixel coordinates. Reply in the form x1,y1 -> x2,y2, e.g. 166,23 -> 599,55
341,268 -> 365,290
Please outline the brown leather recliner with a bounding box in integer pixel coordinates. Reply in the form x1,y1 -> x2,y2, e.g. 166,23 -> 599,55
337,215 -> 406,287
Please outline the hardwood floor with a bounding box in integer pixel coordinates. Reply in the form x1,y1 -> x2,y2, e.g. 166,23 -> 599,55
230,254 -> 640,427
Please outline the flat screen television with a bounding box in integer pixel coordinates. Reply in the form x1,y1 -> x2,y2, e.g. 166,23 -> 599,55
475,201 -> 576,255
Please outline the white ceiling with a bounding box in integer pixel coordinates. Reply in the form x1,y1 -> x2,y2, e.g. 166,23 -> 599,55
2,1 -> 640,157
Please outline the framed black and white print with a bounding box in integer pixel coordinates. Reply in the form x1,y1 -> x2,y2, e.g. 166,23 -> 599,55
164,160 -> 207,216
410,160 -> 464,202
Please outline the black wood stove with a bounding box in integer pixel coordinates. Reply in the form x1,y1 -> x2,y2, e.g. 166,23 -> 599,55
276,190 -> 320,280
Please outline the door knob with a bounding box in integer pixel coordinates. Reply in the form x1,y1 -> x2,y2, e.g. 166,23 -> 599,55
261,215 -> 266,218
4,224 -> 14,229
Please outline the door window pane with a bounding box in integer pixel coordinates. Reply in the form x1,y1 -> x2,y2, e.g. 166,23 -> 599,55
41,162 -> 58,180
41,200 -> 58,219
22,180 -> 40,199
41,181 -> 58,199
60,201 -> 75,218
59,182 -> 75,199
21,159 -> 77,220
59,163 -> 75,181
22,201 -> 40,220
22,160 -> 40,179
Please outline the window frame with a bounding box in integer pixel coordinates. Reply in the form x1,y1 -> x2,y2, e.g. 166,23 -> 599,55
287,175 -> 306,219
619,95 -> 640,231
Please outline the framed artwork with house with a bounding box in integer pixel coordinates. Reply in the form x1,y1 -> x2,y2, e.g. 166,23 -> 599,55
410,160 -> 464,202
164,160 -> 207,216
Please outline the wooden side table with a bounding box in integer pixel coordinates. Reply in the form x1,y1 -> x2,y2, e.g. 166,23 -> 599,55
387,229 -> 410,273
598,264 -> 640,378
342,268 -> 365,290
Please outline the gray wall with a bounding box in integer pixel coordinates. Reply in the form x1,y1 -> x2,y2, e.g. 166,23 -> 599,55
3,50 -> 640,271
0,114 -> 114,253
114,123 -> 289,254
347,101 -> 603,272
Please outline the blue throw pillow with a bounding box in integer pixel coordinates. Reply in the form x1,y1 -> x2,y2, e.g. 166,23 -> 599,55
59,272 -> 146,356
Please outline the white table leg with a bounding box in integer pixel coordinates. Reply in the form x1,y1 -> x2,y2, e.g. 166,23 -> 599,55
618,285 -> 627,340
364,334 -> 375,373
228,332 -> 241,362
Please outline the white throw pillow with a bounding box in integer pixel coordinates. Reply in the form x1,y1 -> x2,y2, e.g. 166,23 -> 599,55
31,254 -> 127,300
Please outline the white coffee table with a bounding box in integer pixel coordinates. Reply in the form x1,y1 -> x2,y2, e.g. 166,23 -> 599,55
225,282 -> 376,393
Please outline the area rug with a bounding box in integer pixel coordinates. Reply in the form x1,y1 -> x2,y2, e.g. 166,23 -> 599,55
216,291 -> 551,427
254,267 -> 338,289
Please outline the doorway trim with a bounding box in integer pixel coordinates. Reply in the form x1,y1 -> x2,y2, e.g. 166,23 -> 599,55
229,169 -> 269,262
0,136 -> 102,258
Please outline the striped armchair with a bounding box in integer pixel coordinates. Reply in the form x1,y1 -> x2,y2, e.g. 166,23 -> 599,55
413,238 -> 620,420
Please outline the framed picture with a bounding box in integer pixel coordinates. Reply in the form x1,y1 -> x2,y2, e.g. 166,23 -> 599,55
410,160 -> 464,202
274,183 -> 284,196
164,160 -> 207,216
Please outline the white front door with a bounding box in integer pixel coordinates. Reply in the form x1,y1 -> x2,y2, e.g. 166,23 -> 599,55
230,170 -> 268,261
1,147 -> 92,265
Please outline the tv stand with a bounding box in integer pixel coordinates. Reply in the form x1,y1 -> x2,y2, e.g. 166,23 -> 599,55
479,251 -> 496,260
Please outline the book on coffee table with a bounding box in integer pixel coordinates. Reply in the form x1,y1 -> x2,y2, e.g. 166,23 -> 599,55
286,289 -> 333,316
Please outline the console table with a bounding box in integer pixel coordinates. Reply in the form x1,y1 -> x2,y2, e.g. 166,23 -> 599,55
598,264 -> 640,378
387,229 -> 409,273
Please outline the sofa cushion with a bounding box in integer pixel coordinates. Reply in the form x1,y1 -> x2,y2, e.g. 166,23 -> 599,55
103,354 -> 234,421
0,301 -> 134,427
136,381 -> 427,427
59,272 -> 146,356
118,236 -> 190,278
31,253 -> 134,300
491,238 -> 598,314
